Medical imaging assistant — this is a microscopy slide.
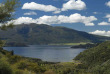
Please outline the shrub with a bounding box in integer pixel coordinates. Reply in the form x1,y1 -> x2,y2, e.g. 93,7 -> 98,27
16,60 -> 29,70
0,59 -> 13,74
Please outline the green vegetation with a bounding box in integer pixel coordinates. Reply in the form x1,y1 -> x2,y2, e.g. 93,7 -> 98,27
0,0 -> 20,47
0,23 -> 110,45
74,41 -> 110,74
71,43 -> 98,48
5,42 -> 28,47
0,40 -> 6,47
0,0 -> 20,29
49,42 -> 87,45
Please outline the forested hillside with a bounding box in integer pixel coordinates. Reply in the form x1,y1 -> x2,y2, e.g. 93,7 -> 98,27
74,41 -> 110,74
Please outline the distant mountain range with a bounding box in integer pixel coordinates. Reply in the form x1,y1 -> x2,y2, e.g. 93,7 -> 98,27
0,23 -> 110,45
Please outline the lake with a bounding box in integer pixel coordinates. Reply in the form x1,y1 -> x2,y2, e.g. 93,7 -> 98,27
3,45 -> 85,62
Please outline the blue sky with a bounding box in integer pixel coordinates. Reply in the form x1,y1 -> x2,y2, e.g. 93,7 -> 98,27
2,0 -> 110,36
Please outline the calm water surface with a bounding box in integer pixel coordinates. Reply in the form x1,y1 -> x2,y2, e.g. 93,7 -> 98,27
3,45 -> 85,62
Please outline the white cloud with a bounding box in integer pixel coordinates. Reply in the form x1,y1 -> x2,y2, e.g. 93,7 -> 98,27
62,0 -> 86,11
104,14 -> 110,23
22,2 -> 60,13
105,14 -> 110,18
90,30 -> 110,37
22,0 -> 86,14
11,17 -> 37,25
37,13 -> 97,26
108,18 -> 110,22
24,11 -> 37,15
98,22 -> 110,25
37,15 -> 59,25
106,1 -> 110,7
10,13 -> 97,26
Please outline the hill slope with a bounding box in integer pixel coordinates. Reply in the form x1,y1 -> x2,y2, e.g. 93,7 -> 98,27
74,41 -> 110,73
0,23 -> 110,45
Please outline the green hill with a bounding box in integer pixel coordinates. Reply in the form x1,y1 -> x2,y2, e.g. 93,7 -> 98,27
74,41 -> 110,74
0,23 -> 110,45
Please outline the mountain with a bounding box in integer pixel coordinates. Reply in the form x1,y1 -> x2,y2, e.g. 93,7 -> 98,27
0,23 -> 110,45
74,41 -> 110,73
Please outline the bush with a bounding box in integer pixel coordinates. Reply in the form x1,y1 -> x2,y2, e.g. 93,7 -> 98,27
27,62 -> 46,73
8,55 -> 22,64
16,60 -> 29,70
0,59 -> 13,74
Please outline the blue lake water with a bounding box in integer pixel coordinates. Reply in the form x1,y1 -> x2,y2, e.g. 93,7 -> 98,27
3,45 -> 85,62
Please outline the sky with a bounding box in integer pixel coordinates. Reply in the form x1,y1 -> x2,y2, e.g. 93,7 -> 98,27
2,0 -> 110,36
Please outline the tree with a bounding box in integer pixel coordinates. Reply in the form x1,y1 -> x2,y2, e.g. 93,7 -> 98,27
0,0 -> 20,47
0,0 -> 20,30
0,0 -> 20,73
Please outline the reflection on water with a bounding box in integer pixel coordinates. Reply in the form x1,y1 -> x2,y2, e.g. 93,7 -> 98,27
3,45 -> 85,62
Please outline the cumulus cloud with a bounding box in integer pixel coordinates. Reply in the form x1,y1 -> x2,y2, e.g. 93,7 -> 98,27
22,0 -> 86,13
98,22 -> 110,25
37,15 -> 59,25
62,0 -> 86,11
105,14 -> 110,18
106,1 -> 110,7
10,13 -> 97,26
24,11 -> 37,15
22,2 -> 60,13
36,13 -> 97,26
104,14 -> 110,23
90,30 -> 110,37
11,17 -> 37,25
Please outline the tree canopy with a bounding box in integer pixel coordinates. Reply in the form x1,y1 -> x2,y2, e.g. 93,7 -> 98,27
0,0 -> 20,30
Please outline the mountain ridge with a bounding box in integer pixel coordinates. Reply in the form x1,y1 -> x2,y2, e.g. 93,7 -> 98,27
0,23 -> 110,45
